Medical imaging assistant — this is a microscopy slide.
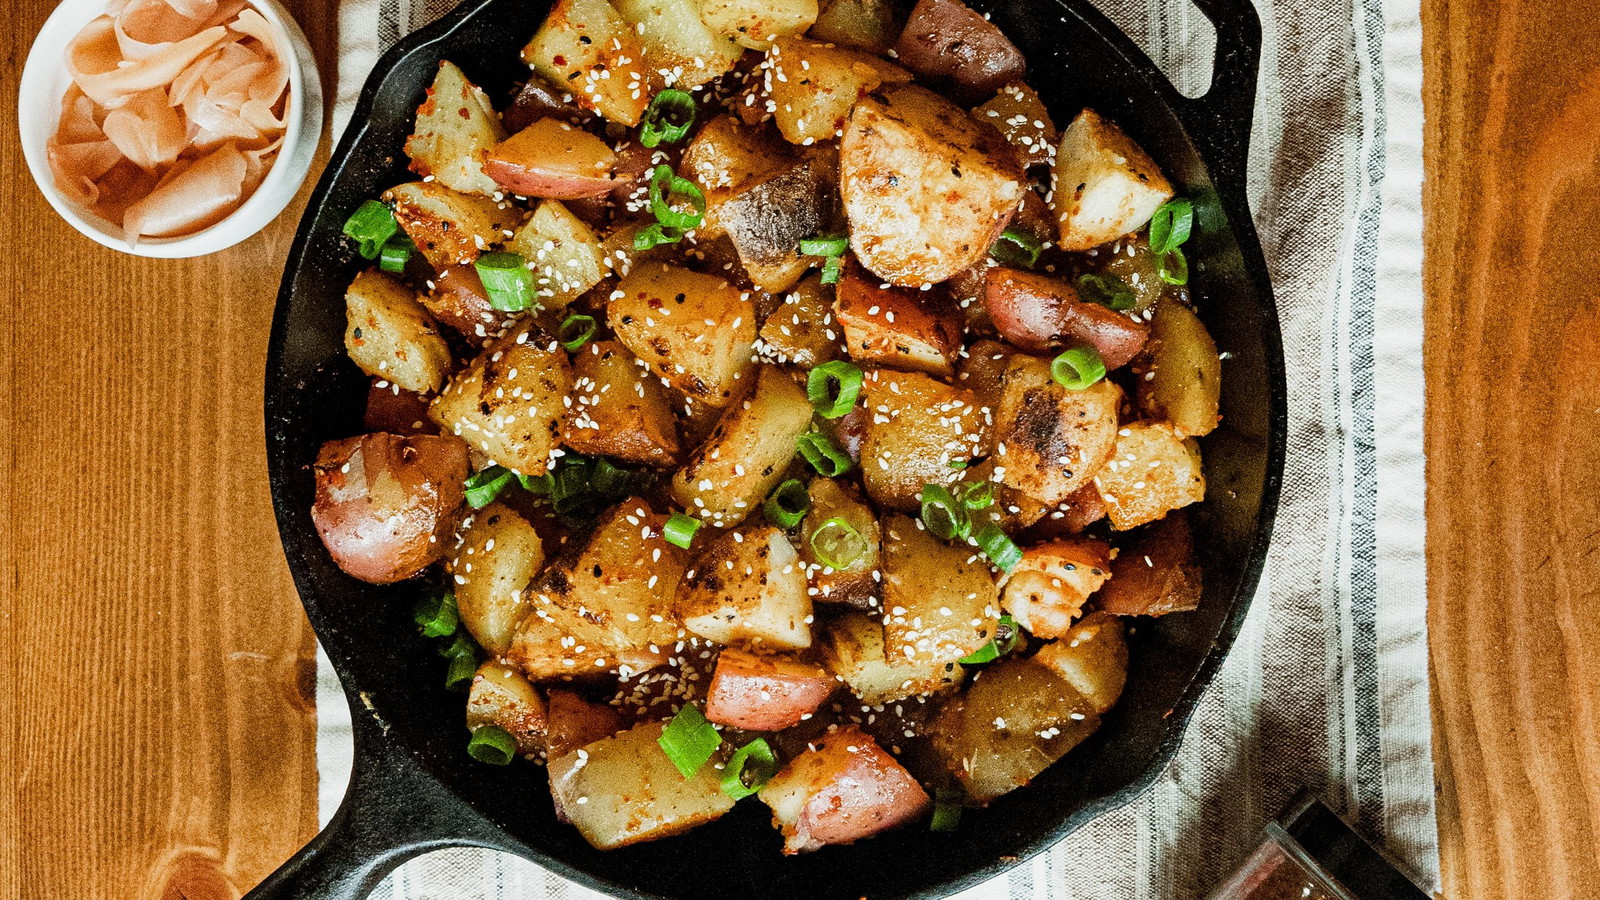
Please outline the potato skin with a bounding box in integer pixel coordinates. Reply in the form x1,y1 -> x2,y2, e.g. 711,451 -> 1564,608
484,119 -> 617,200
310,432 -> 470,584
704,649 -> 835,730
840,84 -> 1025,286
1095,511 -> 1203,616
543,689 -> 624,760
891,0 -> 1025,103
984,268 -> 1150,368
759,726 -> 930,853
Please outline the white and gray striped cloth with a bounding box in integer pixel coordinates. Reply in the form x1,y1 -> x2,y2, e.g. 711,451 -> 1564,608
316,0 -> 1437,895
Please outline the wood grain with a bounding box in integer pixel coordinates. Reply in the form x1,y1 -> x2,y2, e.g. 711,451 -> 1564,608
1423,1 -> 1600,898
0,2 -> 335,898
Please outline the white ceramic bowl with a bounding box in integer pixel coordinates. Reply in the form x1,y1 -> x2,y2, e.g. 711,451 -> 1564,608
17,0 -> 323,258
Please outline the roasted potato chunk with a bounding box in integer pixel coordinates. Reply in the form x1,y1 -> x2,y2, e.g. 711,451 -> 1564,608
405,60 -> 506,196
764,37 -> 911,144
562,340 -> 682,466
1134,300 -> 1222,437
448,503 -> 545,654
422,264 -> 514,346
984,268 -> 1150,367
881,513 -> 1000,667
543,689 -> 625,759
891,0 -> 1025,103
697,0 -> 818,50
1092,422 -> 1205,530
1032,611 -> 1128,715
705,648 -> 834,730
935,657 -> 1098,802
311,433 -> 470,584
974,81 -> 1057,167
549,719 -> 736,849
859,369 -> 987,511
507,499 -> 688,678
992,354 -> 1121,506
823,611 -> 963,704
523,0 -> 653,125
1051,108 -> 1174,251
386,181 -> 518,270
840,85 -> 1025,286
759,273 -> 845,366
610,263 -> 757,408
505,199 -> 607,311
1096,509 -> 1203,616
834,262 -> 962,376
808,0 -> 900,53
716,158 -> 835,293
685,116 -> 796,235
1000,537 -> 1110,639
430,325 -> 573,476
760,727 -> 930,853
466,662 -> 547,755
614,0 -> 746,88
678,524 -> 814,649
343,269 -> 452,395
670,365 -> 813,527
485,119 -> 617,200
800,477 -> 881,607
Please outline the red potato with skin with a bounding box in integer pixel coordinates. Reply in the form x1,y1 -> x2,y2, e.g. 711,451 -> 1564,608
704,649 -> 836,731
421,264 -> 514,346
760,727 -> 931,853
1095,511 -> 1204,616
363,381 -> 436,436
484,119 -> 617,199
543,689 -> 625,760
310,432 -> 470,584
891,0 -> 1025,103
984,267 -> 1150,368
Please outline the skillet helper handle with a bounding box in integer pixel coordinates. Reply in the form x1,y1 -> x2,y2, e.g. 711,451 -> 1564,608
1180,0 -> 1263,197
243,699 -> 500,900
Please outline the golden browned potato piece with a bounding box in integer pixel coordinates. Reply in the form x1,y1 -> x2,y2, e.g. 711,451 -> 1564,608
448,502 -> 545,654
548,719 -> 736,849
881,513 -> 1001,668
760,727 -> 930,853
800,477 -> 881,607
1134,300 -> 1222,438
1000,536 -> 1110,639
385,181 -> 518,271
764,37 -> 911,144
562,340 -> 682,466
840,84 -> 1026,286
310,432 -> 470,584
759,273 -> 845,367
973,81 -> 1057,167
714,158 -> 835,293
523,0 -> 653,125
1096,511 -> 1203,616
405,60 -> 506,196
823,610 -> 963,704
612,0 -> 745,89
834,262 -> 963,376
858,369 -> 987,511
505,200 -> 607,311
430,324 -> 573,476
343,269 -> 453,395
1032,611 -> 1128,715
992,354 -> 1122,506
1051,108 -> 1175,251
610,262 -> 757,409
808,0 -> 900,53
677,524 -> 813,649
685,116 -> 796,237
1092,422 -> 1205,530
698,0 -> 818,50
670,365 -> 814,528
466,662 -> 547,756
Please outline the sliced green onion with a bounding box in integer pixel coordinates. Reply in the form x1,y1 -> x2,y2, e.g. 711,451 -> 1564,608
640,89 -> 697,148
800,234 -> 849,257
475,251 -> 536,312
518,471 -> 554,495
990,226 -> 1041,268
797,430 -> 852,477
1158,245 -> 1189,285
658,703 -> 721,778
633,222 -> 686,250
931,788 -> 964,831
1051,346 -> 1107,391
961,480 -> 996,511
1148,198 -> 1194,256
378,233 -> 414,273
809,516 -> 867,570
959,613 -> 1019,664
974,524 -> 1022,574
343,200 -> 397,259
558,314 -> 597,351
587,457 -> 628,497
807,361 -> 864,419
765,479 -> 811,529
464,465 -> 514,509
721,738 -> 780,800
439,631 -> 477,659
467,725 -> 517,765
948,459 -> 970,470
444,645 -> 478,691
664,513 -> 701,549
820,255 -> 844,285
920,484 -> 969,541
413,592 -> 459,638
1077,274 -> 1136,311
648,165 -> 705,230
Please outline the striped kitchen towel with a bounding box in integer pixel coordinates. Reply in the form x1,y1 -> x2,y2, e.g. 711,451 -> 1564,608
316,0 -> 1437,895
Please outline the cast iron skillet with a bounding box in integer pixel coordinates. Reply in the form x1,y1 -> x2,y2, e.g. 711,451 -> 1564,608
254,0 -> 1285,896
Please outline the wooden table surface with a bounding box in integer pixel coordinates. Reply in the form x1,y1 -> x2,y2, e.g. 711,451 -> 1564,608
0,0 -> 1594,897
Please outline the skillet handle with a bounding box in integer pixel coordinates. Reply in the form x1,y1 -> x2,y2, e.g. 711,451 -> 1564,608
243,697 -> 502,900
1179,0 -> 1263,196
